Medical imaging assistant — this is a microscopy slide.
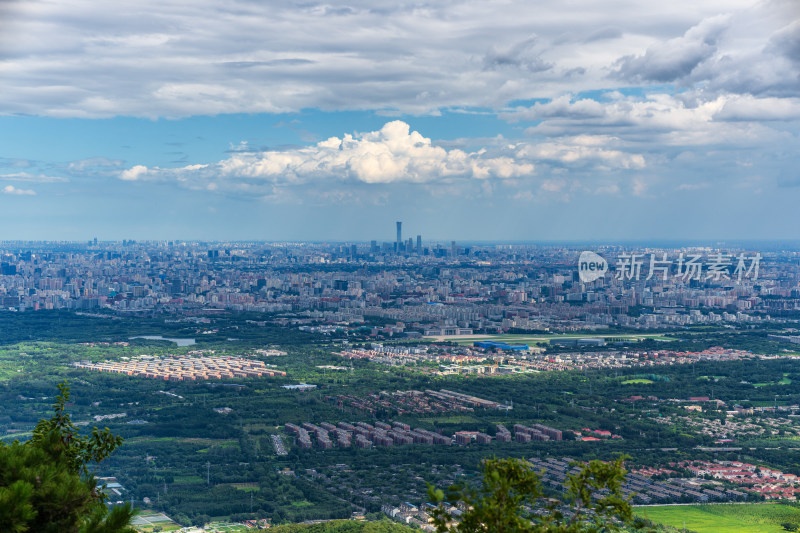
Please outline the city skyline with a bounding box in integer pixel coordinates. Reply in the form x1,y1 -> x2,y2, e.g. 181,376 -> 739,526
1,0 -> 799,241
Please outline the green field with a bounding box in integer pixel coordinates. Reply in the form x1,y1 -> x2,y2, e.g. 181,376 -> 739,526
204,522 -> 251,532
418,414 -> 483,425
635,503 -> 800,533
221,482 -> 260,492
0,431 -> 33,442
131,511 -> 181,532
172,474 -> 205,484
754,374 -> 792,387
622,378 -> 654,384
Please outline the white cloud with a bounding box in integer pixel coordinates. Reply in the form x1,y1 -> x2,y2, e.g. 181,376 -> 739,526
504,95 -> 606,121
714,95 -> 800,121
507,92 -> 798,150
516,136 -> 646,169
0,172 -> 68,183
632,177 -> 650,197
594,183 -> 621,195
67,157 -> 124,172
513,190 -> 536,201
0,0 -> 782,118
119,165 -> 150,181
3,1 -> 796,214
512,94 -> 724,133
540,180 -> 565,193
117,121 -> 661,202
121,122 -> 536,190
613,15 -> 729,83
2,185 -> 36,195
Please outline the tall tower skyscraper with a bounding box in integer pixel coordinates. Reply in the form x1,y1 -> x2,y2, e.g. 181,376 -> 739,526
416,235 -> 422,253
396,221 -> 402,247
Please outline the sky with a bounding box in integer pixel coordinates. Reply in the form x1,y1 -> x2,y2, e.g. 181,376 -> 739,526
1,0 -> 799,242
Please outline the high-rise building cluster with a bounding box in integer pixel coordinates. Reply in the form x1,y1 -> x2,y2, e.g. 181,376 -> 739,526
0,239 -> 797,333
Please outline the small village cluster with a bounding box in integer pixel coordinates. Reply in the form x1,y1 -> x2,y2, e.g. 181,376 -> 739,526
73,353 -> 285,381
283,420 -> 562,450
326,389 -> 508,415
534,458 -> 747,504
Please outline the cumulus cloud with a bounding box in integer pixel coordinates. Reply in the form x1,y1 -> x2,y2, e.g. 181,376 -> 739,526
512,94 -> 727,141
116,121 -> 660,201
498,83 -> 798,198
504,92 -> 798,150
2,185 -> 36,195
516,136 -> 646,169
120,165 -> 150,181
120,122 -> 536,190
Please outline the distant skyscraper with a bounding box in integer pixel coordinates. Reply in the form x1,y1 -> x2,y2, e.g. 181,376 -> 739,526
416,235 -> 422,253
396,221 -> 402,246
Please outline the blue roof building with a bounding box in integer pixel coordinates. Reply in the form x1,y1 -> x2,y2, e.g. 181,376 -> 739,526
474,340 -> 529,351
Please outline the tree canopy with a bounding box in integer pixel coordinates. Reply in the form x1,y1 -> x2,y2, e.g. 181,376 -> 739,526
428,456 -> 633,532
0,382 -> 135,533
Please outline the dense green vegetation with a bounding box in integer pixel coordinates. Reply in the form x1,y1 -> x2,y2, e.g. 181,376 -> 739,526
3,311 -> 800,527
0,310 -> 322,347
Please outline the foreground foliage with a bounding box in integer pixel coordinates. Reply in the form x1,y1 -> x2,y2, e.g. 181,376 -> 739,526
0,382 -> 135,533
428,456 -> 633,532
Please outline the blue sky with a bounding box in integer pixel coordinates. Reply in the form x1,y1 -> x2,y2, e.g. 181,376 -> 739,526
1,0 -> 799,242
